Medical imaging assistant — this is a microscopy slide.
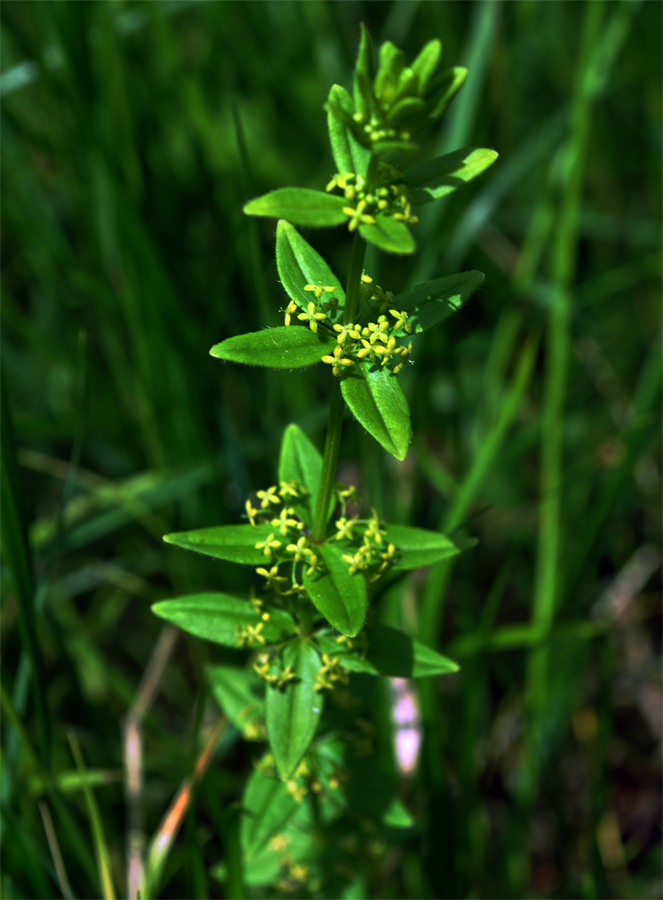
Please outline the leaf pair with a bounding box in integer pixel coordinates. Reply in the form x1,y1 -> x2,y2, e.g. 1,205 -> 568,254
317,623 -> 458,678
211,222 -> 485,461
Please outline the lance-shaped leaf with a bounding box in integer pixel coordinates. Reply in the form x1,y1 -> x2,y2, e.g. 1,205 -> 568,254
410,39 -> 442,95
326,86 -> 371,178
317,624 -> 458,678
241,768 -> 300,859
278,424 -> 322,526
353,23 -> 375,120
406,147 -> 498,205
340,361 -> 410,461
426,66 -> 467,120
276,220 -> 345,320
384,524 -> 465,569
244,188 -> 347,228
266,640 -> 323,780
164,523 -> 278,565
152,594 -> 296,647
207,666 -> 265,739
210,326 -> 333,369
359,214 -> 416,255
303,542 -> 367,637
388,270 -> 485,335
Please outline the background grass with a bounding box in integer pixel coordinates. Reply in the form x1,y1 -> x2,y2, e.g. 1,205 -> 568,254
1,1 -> 661,898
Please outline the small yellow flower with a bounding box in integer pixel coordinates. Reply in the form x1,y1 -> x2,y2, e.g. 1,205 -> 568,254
304,284 -> 336,300
343,200 -> 376,231
255,564 -> 288,586
245,499 -> 259,526
297,301 -> 327,333
335,516 -> 357,540
284,299 -> 298,326
271,506 -> 301,536
285,535 -> 310,562
254,533 -> 282,557
332,323 -> 361,344
389,308 -> 412,332
256,486 -> 281,509
321,344 -> 355,377
278,480 -> 301,499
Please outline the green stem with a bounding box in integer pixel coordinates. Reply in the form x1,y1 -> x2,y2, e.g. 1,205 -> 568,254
311,156 -> 378,542
311,378 -> 345,543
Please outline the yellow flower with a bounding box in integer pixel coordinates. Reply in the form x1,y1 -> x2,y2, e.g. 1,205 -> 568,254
297,301 -> 327,333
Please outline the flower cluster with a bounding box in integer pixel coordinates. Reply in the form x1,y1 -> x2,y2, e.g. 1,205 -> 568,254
283,273 -> 414,378
245,480 -> 399,601
326,165 -> 419,232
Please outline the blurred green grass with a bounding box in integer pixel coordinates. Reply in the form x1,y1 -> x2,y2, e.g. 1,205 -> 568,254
1,1 -> 661,898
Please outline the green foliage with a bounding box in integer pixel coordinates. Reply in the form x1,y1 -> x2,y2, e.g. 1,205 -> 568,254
244,188 -> 348,227
303,543 -> 368,637
340,361 -> 411,460
163,523 -> 280,565
210,324 -> 334,369
152,594 -> 296,647
265,640 -> 323,779
3,3 -> 660,899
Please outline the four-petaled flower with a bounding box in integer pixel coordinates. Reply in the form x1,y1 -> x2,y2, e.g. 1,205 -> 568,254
304,283 -> 337,300
335,516 -> 358,540
285,536 -> 311,562
255,565 -> 288,586
321,344 -> 355,377
297,301 -> 327,333
255,533 -> 282,557
389,309 -> 412,332
271,506 -> 302,536
332,322 -> 361,344
343,200 -> 376,231
257,486 -> 281,509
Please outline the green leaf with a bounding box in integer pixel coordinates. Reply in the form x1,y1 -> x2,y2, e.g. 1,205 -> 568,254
317,623 -> 459,678
383,524 -> 463,569
266,640 -> 323,780
426,66 -> 467,120
303,543 -> 367,637
410,39 -> 442,95
210,325 -> 333,369
164,523 -> 279,565
243,188 -> 347,228
406,147 -> 498,204
387,96 -> 425,124
353,23 -> 374,118
340,361 -> 411,461
359,214 -> 416,254
326,85 -> 371,178
383,797 -> 415,829
275,220 -> 345,322
278,423 -> 322,526
375,42 -> 405,103
152,594 -> 296,647
207,666 -> 265,739
389,270 -> 485,334
241,768 -> 300,858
